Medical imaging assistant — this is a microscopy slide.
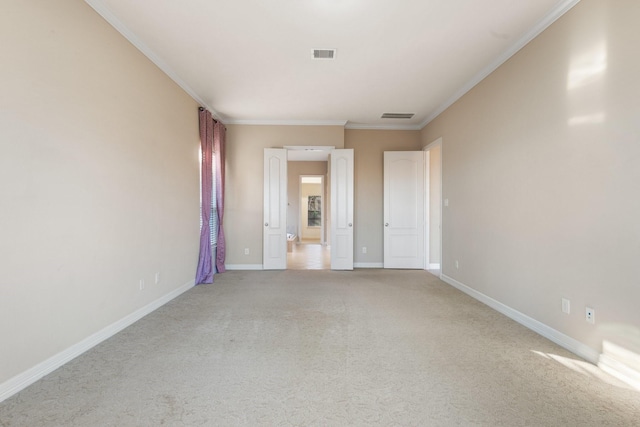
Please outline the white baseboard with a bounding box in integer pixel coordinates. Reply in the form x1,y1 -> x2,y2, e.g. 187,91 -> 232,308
428,263 -> 441,270
440,274 -> 600,364
225,264 -> 263,270
0,279 -> 195,404
228,263 -> 386,270
354,262 -> 384,268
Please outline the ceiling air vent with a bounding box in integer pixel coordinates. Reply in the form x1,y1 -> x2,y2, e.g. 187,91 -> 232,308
381,113 -> 415,119
312,49 -> 336,59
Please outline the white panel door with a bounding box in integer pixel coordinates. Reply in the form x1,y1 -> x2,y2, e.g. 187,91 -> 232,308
384,151 -> 425,269
330,149 -> 354,270
263,148 -> 287,270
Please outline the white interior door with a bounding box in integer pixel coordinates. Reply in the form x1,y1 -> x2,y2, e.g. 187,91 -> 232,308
263,148 -> 287,270
384,151 -> 425,269
330,149 -> 354,270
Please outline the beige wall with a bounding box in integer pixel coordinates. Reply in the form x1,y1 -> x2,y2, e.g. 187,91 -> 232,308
0,0 -> 200,386
421,0 -> 640,357
345,130 -> 422,265
226,126 -> 421,266
225,125 -> 343,265
287,162 -> 328,241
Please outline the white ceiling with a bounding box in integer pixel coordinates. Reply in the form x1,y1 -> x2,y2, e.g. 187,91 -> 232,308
86,0 -> 580,130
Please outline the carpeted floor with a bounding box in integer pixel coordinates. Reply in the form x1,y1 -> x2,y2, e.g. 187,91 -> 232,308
1,270 -> 639,426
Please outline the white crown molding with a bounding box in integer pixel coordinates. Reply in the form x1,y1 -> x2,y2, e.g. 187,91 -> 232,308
225,119 -> 348,127
419,0 -> 582,129
440,274 -> 600,364
345,122 -> 422,131
0,279 -> 195,404
225,120 -> 422,130
83,0 -> 224,122
86,0 -> 581,131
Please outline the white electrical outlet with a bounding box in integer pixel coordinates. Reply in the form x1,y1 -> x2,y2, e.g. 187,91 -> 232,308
155,272 -> 160,285
139,279 -> 145,291
244,248 -> 250,255
362,246 -> 367,254
455,260 -> 459,269
444,199 -> 449,207
562,298 -> 570,314
585,307 -> 595,324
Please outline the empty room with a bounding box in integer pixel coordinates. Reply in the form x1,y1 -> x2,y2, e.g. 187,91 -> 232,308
1,0 -> 639,425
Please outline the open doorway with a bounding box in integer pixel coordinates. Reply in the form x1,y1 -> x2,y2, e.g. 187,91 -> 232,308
264,146 -> 353,271
286,158 -> 330,270
424,138 -> 442,277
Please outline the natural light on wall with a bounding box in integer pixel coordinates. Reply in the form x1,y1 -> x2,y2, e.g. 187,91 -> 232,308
567,41 -> 607,127
568,112 -> 605,126
599,339 -> 640,391
567,42 -> 607,90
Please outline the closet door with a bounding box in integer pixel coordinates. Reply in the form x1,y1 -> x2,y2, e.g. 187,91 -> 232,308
384,151 -> 424,269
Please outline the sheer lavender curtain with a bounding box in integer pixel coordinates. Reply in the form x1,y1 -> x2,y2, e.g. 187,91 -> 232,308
195,108 -> 214,284
214,121 -> 227,273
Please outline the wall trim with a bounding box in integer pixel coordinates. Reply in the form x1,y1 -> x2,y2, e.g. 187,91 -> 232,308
345,122 -> 422,131
86,0 -> 582,131
0,279 -> 195,403
227,263 -> 385,269
225,264 -> 264,270
354,262 -> 384,268
225,120 -> 422,130
428,263 -> 441,270
419,0 -> 582,128
83,0 -> 223,121
225,119 -> 348,127
440,274 -> 600,364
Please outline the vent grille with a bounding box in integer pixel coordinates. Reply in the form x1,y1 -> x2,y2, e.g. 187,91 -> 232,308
381,113 -> 415,119
312,49 -> 336,59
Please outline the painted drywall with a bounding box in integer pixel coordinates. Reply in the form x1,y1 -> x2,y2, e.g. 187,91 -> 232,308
344,130 -> 422,265
287,162 -> 327,240
225,125 -> 343,265
422,0 -> 640,362
0,1 -> 199,386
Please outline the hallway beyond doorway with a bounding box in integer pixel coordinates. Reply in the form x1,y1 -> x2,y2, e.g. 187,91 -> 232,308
287,243 -> 330,270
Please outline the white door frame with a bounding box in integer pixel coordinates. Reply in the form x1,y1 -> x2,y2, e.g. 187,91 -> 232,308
264,146 -> 353,270
423,137 -> 443,273
423,150 -> 431,270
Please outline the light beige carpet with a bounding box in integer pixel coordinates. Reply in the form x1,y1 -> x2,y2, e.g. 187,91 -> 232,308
1,270 -> 639,426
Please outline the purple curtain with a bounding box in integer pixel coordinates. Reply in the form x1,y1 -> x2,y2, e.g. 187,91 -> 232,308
214,122 -> 226,273
195,108 -> 214,284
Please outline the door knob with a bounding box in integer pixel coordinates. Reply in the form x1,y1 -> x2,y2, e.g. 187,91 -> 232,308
264,222 -> 269,226
348,223 -> 352,227
385,223 -> 389,227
